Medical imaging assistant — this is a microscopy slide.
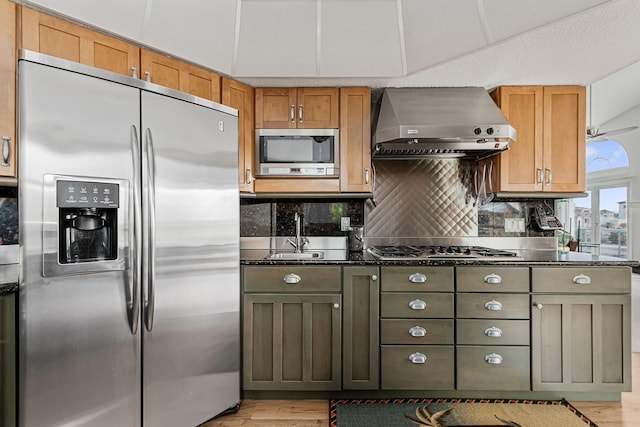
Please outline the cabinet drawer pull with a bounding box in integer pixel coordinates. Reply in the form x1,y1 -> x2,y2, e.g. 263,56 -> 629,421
545,168 -> 552,186
409,326 -> 427,337
572,274 -> 591,285
246,168 -> 252,184
484,326 -> 503,337
283,273 -> 301,284
409,352 -> 427,364
298,105 -> 303,123
485,353 -> 503,365
409,273 -> 427,283
290,105 -> 295,123
409,299 -> 427,310
484,300 -> 503,311
483,273 -> 502,284
365,168 -> 370,185
536,167 -> 543,184
1,136 -> 10,167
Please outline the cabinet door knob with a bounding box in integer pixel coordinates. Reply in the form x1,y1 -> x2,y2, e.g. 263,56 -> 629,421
485,353 -> 503,365
131,67 -> 138,79
283,273 -> 301,284
572,274 -> 591,285
483,273 -> 502,284
409,273 -> 427,283
533,302 -> 543,309
333,303 -> 340,309
1,136 -> 10,167
370,274 -> 378,281
484,326 -> 503,337
408,352 -> 427,364
409,326 -> 427,337
484,300 -> 503,311
409,299 -> 427,310
144,71 -> 151,83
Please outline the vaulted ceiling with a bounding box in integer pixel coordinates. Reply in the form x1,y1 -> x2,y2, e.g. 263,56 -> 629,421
18,0 -> 640,126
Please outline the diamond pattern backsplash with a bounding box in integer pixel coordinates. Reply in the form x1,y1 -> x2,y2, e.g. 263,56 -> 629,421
366,159 -> 478,237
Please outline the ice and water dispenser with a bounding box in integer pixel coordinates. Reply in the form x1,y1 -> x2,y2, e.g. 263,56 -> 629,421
56,179 -> 119,264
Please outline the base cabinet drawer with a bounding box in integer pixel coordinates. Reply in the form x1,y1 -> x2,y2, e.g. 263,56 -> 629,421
456,319 -> 529,345
381,293 -> 454,318
456,345 -> 530,391
381,345 -> 454,390
381,319 -> 454,345
456,293 -> 529,319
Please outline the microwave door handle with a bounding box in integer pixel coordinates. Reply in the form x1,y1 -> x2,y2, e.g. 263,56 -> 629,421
143,128 -> 157,332
128,125 -> 141,335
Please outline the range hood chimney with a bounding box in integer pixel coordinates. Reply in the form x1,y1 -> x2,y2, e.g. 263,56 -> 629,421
372,87 -> 516,160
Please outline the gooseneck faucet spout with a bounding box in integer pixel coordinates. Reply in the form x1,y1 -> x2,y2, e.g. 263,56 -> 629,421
287,212 -> 308,253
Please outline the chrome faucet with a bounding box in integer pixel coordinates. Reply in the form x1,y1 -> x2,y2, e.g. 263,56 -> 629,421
287,212 -> 308,253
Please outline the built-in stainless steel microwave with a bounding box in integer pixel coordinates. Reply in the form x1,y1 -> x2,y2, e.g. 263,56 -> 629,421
256,128 -> 339,177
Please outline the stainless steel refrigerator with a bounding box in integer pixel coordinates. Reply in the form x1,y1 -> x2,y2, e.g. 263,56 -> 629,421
17,51 -> 240,427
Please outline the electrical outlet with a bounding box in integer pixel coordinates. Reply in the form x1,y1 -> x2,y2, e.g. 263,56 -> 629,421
340,216 -> 351,231
505,218 -> 525,233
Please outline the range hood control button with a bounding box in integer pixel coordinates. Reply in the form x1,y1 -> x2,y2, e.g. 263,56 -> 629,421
486,127 -> 494,135
473,127 -> 482,135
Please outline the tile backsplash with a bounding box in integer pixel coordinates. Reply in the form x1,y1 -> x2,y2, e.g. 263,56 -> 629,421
240,199 -> 365,237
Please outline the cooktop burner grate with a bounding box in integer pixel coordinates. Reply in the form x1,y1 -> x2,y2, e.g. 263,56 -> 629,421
367,245 -> 520,260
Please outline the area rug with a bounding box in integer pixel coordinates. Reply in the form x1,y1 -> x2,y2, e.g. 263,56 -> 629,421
329,398 -> 598,427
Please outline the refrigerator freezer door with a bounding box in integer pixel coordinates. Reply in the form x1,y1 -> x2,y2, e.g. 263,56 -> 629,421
140,91 -> 240,426
19,61 -> 141,426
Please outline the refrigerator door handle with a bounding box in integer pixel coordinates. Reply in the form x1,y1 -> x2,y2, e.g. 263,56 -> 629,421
143,127 -> 157,332
128,125 -> 141,335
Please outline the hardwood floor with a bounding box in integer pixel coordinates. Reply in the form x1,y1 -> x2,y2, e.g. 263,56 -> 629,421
205,353 -> 640,426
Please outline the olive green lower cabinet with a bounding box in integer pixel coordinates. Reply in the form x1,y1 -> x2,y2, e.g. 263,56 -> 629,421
455,266 -> 531,391
342,266 -> 380,390
380,266 -> 455,390
531,266 -> 632,392
242,266 -> 342,391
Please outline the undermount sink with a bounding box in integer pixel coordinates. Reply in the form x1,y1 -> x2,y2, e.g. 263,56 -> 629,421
266,251 -> 324,260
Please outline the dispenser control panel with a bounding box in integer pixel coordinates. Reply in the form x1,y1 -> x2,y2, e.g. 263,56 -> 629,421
56,180 -> 119,208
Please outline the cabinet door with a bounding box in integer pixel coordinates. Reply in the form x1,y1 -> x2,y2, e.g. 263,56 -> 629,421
255,88 -> 297,128
140,49 -> 221,102
340,88 -> 371,192
20,7 -> 139,76
222,77 -> 255,192
531,294 -> 631,392
343,266 -> 379,389
297,88 -> 339,129
243,293 -> 341,391
542,86 -> 586,192
490,86 -> 543,192
0,0 -> 17,178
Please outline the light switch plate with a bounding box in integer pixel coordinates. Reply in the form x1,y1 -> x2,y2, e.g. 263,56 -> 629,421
340,216 -> 351,231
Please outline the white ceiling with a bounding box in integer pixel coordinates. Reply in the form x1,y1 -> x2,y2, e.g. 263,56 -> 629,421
19,0 -> 640,126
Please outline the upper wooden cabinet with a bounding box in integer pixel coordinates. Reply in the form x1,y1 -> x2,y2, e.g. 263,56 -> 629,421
222,77 -> 255,192
490,86 -> 586,193
0,0 -> 17,178
140,49 -> 221,103
339,87 -> 372,193
255,87 -> 339,129
20,7 -> 139,77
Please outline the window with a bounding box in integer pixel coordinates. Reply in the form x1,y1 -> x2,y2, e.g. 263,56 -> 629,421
560,138 -> 631,258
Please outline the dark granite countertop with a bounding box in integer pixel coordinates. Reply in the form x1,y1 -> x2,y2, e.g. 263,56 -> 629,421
241,249 -> 640,267
0,282 -> 18,295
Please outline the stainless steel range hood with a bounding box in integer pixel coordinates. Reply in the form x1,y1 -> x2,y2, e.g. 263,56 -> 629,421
372,87 -> 516,160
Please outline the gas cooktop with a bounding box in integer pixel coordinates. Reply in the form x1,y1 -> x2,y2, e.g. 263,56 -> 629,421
367,245 -> 522,260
